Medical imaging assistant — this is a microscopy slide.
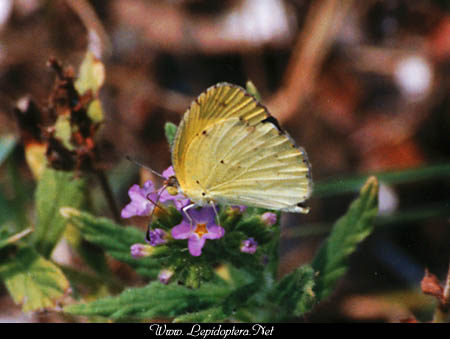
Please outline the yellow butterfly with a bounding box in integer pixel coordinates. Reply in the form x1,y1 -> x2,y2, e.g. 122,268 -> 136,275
169,82 -> 312,214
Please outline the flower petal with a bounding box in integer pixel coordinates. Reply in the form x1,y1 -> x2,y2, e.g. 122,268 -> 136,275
188,235 -> 206,256
162,166 -> 175,179
203,225 -> 225,239
171,221 -> 192,239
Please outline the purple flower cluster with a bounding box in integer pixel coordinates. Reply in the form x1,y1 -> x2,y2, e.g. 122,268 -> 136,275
123,166 -> 224,257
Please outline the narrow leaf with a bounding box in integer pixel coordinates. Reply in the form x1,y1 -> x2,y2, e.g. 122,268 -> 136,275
34,168 -> 87,258
0,228 -> 32,250
245,80 -> 262,101
315,163 -> 450,197
61,209 -> 162,278
312,176 -> 379,301
0,246 -> 70,312
64,281 -> 231,320
165,122 -> 177,148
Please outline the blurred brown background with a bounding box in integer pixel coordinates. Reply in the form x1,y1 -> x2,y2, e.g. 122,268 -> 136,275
0,0 -> 450,322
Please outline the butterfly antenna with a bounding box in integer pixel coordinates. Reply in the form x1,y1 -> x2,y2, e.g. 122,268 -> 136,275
125,155 -> 165,179
145,185 -> 169,242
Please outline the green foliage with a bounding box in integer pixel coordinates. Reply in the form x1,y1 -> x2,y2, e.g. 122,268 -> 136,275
246,80 -> 262,101
268,265 -> 316,320
75,51 -> 105,123
173,306 -> 228,323
34,168 -> 88,258
0,134 -> 17,166
64,280 -> 231,320
0,246 -> 70,312
314,163 -> 450,197
165,122 -> 178,148
61,208 -> 163,278
312,176 -> 379,301
0,228 -> 32,250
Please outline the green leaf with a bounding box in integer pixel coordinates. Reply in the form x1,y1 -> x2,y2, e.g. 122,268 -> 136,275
269,265 -> 315,319
245,80 -> 262,102
61,209 -> 162,278
34,168 -> 88,258
165,122 -> 177,148
173,306 -> 227,323
75,51 -> 105,95
315,163 -> 450,197
312,176 -> 379,301
0,246 -> 70,312
64,281 -> 231,320
74,51 -> 105,123
0,134 -> 17,167
0,228 -> 32,250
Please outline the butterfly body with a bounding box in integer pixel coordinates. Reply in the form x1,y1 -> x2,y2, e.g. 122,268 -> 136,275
171,83 -> 312,213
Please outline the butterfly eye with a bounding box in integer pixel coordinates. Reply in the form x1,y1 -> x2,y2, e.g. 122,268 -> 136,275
166,186 -> 178,196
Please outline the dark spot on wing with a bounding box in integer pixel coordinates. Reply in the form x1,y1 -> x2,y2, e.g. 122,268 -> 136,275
261,116 -> 284,133
220,160 -> 225,164
202,130 -> 207,135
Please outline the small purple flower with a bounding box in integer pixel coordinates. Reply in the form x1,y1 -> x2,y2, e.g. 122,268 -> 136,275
158,269 -> 174,284
159,166 -> 191,210
240,238 -> 258,254
121,181 -> 158,218
130,243 -> 154,258
171,206 -> 224,256
261,212 -> 277,226
147,228 -> 167,246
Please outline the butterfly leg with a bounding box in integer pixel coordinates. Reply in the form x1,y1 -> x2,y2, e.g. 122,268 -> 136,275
209,201 -> 221,227
181,203 -> 196,226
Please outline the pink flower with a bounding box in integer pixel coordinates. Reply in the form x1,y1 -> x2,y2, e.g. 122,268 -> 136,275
171,206 -> 224,256
146,228 -> 167,246
261,212 -> 277,226
130,243 -> 154,258
158,269 -> 174,284
240,238 -> 258,254
121,181 -> 158,218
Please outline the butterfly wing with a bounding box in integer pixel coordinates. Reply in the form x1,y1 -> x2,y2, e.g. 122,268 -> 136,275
173,83 -> 312,212
172,83 -> 271,190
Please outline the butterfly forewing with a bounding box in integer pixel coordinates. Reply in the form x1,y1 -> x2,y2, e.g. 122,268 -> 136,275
172,84 -> 269,187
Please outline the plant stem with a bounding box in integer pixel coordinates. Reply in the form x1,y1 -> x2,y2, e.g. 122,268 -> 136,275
96,169 -> 121,223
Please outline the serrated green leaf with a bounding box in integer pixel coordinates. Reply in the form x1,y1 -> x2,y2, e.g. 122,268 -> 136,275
173,306 -> 227,323
64,281 -> 231,320
165,122 -> 177,148
34,168 -> 88,258
61,209 -> 162,278
0,246 -> 70,312
312,176 -> 379,301
269,264 -> 315,319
